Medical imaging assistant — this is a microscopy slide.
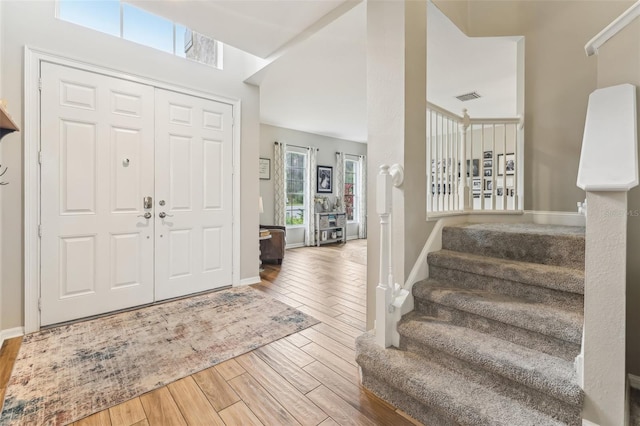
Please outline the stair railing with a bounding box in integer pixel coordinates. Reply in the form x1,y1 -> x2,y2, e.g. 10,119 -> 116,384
427,102 -> 523,216
576,83 -> 638,426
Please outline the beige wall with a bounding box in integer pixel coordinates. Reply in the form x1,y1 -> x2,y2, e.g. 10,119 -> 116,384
1,1 -> 260,329
259,123 -> 367,245
435,0 -> 631,212
594,16 -> 640,376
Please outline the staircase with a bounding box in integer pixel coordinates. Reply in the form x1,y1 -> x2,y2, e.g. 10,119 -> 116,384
356,223 -> 585,425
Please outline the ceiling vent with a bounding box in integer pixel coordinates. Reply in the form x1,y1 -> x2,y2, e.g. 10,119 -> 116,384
455,92 -> 481,102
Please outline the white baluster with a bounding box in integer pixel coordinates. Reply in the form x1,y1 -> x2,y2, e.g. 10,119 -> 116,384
459,109 -> 470,211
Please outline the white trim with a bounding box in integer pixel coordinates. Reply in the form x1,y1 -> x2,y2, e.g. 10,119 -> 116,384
629,374 -> 640,389
346,235 -> 360,241
24,46 -> 242,332
582,420 -> 600,426
286,242 -> 306,249
238,276 -> 261,286
1,327 -> 25,347
585,0 -> 640,56
524,210 -> 586,227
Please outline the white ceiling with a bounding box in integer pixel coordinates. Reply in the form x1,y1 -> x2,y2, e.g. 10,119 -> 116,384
129,0 -> 520,143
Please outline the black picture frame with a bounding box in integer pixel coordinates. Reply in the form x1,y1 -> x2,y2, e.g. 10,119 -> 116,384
317,166 -> 333,193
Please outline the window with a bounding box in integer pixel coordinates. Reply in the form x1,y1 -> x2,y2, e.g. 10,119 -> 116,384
285,151 -> 307,226
57,0 -> 222,69
345,159 -> 359,222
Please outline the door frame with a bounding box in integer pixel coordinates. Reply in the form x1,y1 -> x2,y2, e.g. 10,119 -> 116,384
24,47 -> 242,333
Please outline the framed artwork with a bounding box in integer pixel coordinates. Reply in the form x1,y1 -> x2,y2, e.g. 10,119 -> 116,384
484,150 -> 493,159
498,153 -> 515,176
259,158 -> 271,180
317,165 -> 333,193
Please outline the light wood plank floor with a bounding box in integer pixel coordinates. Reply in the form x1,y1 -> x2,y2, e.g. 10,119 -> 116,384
0,240 -> 422,426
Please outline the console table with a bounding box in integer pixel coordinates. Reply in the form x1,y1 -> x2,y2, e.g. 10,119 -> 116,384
315,212 -> 346,246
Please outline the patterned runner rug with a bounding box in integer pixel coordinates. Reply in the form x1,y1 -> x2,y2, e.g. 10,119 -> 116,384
1,286 -> 318,425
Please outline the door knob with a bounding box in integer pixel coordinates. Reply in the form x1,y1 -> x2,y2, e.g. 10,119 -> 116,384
138,212 -> 152,219
158,212 -> 174,219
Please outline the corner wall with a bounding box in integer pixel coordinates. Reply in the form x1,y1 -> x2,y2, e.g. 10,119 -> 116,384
259,123 -> 367,246
1,1 -> 260,330
593,16 -> 640,377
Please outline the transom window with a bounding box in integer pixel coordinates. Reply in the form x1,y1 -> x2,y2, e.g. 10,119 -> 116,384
345,159 -> 359,222
57,0 -> 222,69
285,151 -> 307,226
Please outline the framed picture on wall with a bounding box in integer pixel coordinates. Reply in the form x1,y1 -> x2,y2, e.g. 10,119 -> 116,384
259,158 -> 271,180
497,153 -> 515,176
317,166 -> 333,193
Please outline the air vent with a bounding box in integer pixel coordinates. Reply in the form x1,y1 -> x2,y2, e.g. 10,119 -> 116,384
455,92 -> 481,102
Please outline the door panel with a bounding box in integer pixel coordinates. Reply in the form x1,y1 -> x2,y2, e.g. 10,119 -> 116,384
40,63 -> 155,326
154,89 -> 233,300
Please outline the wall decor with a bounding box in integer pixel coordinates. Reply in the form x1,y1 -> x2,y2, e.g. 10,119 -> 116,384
498,153 -> 515,176
259,158 -> 271,180
317,165 -> 333,193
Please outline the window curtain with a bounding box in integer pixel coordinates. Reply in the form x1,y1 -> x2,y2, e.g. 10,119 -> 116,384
358,155 -> 367,239
335,152 -> 345,212
304,147 -> 318,246
273,142 -> 286,226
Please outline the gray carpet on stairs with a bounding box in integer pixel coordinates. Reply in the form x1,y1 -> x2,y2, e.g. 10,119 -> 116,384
356,223 -> 586,425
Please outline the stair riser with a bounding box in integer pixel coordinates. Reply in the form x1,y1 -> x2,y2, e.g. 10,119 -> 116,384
400,336 -> 582,424
427,251 -> 584,295
429,265 -> 584,312
360,371 -> 459,426
442,227 -> 585,269
415,299 -> 580,361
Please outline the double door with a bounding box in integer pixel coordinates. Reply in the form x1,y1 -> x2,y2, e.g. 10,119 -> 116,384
40,63 -> 233,326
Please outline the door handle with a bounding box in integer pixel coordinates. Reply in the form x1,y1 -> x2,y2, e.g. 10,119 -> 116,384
138,212 -> 152,219
158,212 -> 174,219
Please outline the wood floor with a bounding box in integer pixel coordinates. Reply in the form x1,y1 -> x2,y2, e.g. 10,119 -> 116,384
0,240 -> 422,426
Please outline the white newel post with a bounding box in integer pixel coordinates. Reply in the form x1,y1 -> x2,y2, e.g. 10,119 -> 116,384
376,165 -> 394,348
458,109 -> 471,211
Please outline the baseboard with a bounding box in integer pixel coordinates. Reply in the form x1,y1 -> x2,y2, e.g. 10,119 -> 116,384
629,374 -> 640,389
346,235 -> 360,241
582,420 -> 600,426
237,276 -> 261,286
285,243 -> 305,249
1,326 -> 25,347
524,210 -> 586,227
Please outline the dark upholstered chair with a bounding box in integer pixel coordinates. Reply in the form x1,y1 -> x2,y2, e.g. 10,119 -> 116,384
260,225 -> 286,264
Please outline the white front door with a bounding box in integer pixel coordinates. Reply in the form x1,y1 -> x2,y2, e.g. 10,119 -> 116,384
40,64 -> 235,326
40,63 -> 155,325
154,89 -> 234,301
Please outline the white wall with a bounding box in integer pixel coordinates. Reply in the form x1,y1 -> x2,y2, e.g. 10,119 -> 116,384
259,124 -> 367,246
1,1 -> 261,330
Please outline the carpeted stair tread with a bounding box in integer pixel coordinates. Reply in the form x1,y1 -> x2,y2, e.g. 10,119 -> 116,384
356,332 -> 567,426
398,312 -> 583,407
428,249 -> 584,295
442,223 -> 585,269
413,280 -> 583,344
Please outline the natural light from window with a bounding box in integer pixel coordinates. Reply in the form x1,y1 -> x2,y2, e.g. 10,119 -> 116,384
285,151 -> 307,226
57,0 -> 222,69
345,159 -> 358,222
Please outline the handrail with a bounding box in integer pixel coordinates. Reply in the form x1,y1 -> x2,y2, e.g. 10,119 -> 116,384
426,101 -> 463,121
584,0 -> 640,56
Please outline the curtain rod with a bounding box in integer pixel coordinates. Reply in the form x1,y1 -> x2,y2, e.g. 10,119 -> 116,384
336,151 -> 365,158
274,141 -> 319,151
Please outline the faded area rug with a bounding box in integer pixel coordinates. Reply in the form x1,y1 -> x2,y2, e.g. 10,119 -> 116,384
1,286 -> 318,425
